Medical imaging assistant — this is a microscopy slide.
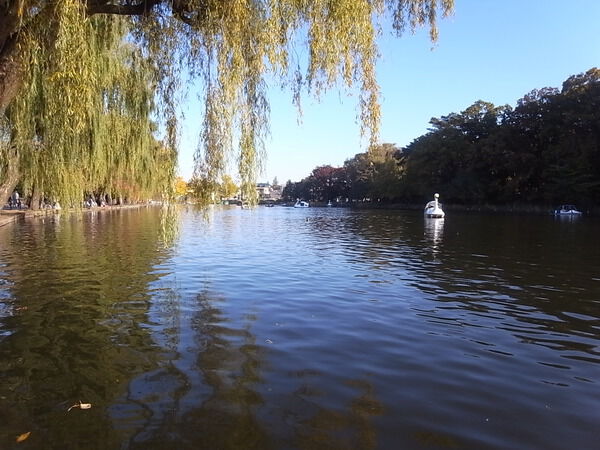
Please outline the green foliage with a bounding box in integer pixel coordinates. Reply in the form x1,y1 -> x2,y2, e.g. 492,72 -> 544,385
283,143 -> 402,202
286,68 -> 600,209
5,4 -> 175,206
219,174 -> 239,199
187,175 -> 219,205
402,68 -> 600,206
2,0 -> 454,205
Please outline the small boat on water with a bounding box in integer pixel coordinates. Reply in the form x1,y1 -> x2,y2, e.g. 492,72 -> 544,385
327,200 -> 332,207
424,193 -> 445,218
554,204 -> 582,215
294,200 -> 309,208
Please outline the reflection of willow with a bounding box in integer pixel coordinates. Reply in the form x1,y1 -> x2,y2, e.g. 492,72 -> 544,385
127,290 -> 272,449
159,203 -> 180,247
0,208 -> 172,448
182,292 -> 270,447
125,287 -> 385,449
291,378 -> 385,450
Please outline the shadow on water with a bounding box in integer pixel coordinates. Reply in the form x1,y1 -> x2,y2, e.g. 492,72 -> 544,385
0,209 -> 173,448
299,209 -> 600,448
1,208 -> 385,449
1,207 -> 598,449
305,210 -> 600,358
411,214 -> 600,362
114,287 -> 272,449
118,283 -> 385,450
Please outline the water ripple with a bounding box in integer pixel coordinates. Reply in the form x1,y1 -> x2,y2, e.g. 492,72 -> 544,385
1,207 -> 599,449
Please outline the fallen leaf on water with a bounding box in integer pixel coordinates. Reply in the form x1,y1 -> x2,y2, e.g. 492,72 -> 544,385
68,400 -> 92,412
16,431 -> 31,443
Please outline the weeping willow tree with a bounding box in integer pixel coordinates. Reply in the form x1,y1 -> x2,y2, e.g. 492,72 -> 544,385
0,0 -> 454,205
2,4 -> 175,207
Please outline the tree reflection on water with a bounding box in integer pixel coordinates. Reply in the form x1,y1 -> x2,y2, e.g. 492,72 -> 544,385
119,286 -> 385,450
1,209 -> 387,449
13,207 -> 598,448
0,209 -> 170,448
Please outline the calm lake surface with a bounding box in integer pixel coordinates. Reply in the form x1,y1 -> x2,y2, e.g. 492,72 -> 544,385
0,206 -> 599,449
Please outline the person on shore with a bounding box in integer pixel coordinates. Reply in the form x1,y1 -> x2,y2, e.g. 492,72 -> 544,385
85,196 -> 96,208
11,191 -> 21,209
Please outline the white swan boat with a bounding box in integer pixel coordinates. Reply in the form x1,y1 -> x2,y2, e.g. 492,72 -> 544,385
424,193 -> 445,218
554,205 -> 582,215
294,200 -> 309,208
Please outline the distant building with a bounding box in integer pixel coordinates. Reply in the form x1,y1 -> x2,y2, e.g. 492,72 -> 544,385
256,182 -> 282,201
270,183 -> 282,201
256,183 -> 270,200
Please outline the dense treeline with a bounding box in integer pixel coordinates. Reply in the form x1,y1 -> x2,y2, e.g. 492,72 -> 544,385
283,68 -> 600,209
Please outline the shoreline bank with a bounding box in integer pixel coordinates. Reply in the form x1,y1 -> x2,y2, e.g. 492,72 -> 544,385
347,202 -> 599,216
0,203 -> 156,228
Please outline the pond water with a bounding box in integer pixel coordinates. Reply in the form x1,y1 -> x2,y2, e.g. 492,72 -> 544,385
0,206 -> 599,449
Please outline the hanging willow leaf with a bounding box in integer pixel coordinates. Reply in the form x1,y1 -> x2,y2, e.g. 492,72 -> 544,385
7,3 -> 175,207
3,1 -> 453,205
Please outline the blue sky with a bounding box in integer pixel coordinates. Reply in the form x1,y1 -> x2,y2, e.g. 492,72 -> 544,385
178,0 -> 600,183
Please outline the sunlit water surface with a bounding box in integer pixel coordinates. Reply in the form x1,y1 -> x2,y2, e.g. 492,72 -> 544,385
0,206 -> 599,449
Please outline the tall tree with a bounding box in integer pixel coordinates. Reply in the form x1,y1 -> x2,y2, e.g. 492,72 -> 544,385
1,0 -> 454,203
219,174 -> 239,200
344,152 -> 373,201
367,143 -> 403,201
286,69 -> 600,209
309,165 -> 346,202
1,15 -> 174,207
